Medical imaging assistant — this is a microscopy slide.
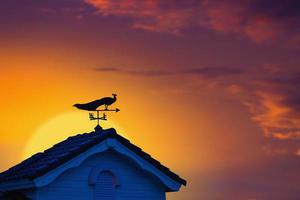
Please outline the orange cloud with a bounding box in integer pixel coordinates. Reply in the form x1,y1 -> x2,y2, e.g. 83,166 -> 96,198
251,91 -> 300,139
85,0 -> 300,44
85,0 -> 194,35
203,1 -> 285,43
244,18 -> 279,43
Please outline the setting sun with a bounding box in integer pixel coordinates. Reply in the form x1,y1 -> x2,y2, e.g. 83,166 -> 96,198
23,111 -> 127,159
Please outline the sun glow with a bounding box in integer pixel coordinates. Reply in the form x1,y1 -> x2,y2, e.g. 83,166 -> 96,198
22,111 -> 126,159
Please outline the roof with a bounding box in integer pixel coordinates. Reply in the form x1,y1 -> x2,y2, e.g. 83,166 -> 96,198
0,127 -> 186,186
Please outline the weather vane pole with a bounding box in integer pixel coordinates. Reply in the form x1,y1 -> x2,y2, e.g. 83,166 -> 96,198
73,93 -> 120,128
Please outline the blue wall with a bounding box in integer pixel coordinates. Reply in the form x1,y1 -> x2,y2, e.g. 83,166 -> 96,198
27,150 -> 166,200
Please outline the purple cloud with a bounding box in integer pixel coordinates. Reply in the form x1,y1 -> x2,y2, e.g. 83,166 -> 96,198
85,0 -> 300,44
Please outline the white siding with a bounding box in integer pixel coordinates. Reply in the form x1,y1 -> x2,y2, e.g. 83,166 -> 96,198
32,150 -> 166,200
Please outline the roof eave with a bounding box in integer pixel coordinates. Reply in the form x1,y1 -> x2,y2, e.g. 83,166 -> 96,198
0,179 -> 35,192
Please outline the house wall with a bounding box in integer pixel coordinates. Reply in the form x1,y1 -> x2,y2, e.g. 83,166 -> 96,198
31,150 -> 166,200
20,188 -> 36,199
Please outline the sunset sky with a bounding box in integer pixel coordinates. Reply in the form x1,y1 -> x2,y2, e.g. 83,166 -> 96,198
1,0 -> 300,199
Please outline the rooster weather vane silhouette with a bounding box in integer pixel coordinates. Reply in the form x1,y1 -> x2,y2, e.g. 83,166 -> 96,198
73,93 -> 120,126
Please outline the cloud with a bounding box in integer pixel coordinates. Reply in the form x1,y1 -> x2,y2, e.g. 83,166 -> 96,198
183,67 -> 243,78
2,0 -> 299,43
187,65 -> 300,153
202,0 -> 298,43
84,0 -> 300,43
240,71 -> 300,142
94,66 -> 242,78
84,0 -> 199,35
94,67 -> 172,76
198,65 -> 300,155
0,0 -> 90,25
94,67 -> 122,72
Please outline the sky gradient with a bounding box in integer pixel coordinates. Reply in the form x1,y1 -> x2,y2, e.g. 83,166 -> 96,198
1,0 -> 300,199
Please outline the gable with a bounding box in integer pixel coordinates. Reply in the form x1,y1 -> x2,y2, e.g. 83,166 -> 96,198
36,150 -> 167,200
34,138 -> 181,191
0,128 -> 186,192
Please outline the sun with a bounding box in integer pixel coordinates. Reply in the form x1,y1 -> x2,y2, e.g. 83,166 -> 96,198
23,111 -> 126,159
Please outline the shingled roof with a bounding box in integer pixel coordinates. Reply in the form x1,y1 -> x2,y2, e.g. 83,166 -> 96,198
0,127 -> 186,186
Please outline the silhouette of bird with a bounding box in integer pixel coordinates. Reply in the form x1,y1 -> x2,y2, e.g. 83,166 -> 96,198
73,94 -> 117,111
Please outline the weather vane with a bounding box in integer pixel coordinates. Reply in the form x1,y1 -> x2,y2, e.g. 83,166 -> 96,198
73,93 -> 120,127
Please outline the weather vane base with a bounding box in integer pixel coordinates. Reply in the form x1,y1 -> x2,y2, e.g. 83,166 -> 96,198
94,124 -> 103,132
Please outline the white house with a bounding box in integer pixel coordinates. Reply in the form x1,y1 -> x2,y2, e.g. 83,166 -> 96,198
0,125 -> 186,200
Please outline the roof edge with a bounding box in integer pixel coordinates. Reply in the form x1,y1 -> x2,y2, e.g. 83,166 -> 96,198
0,179 -> 35,191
